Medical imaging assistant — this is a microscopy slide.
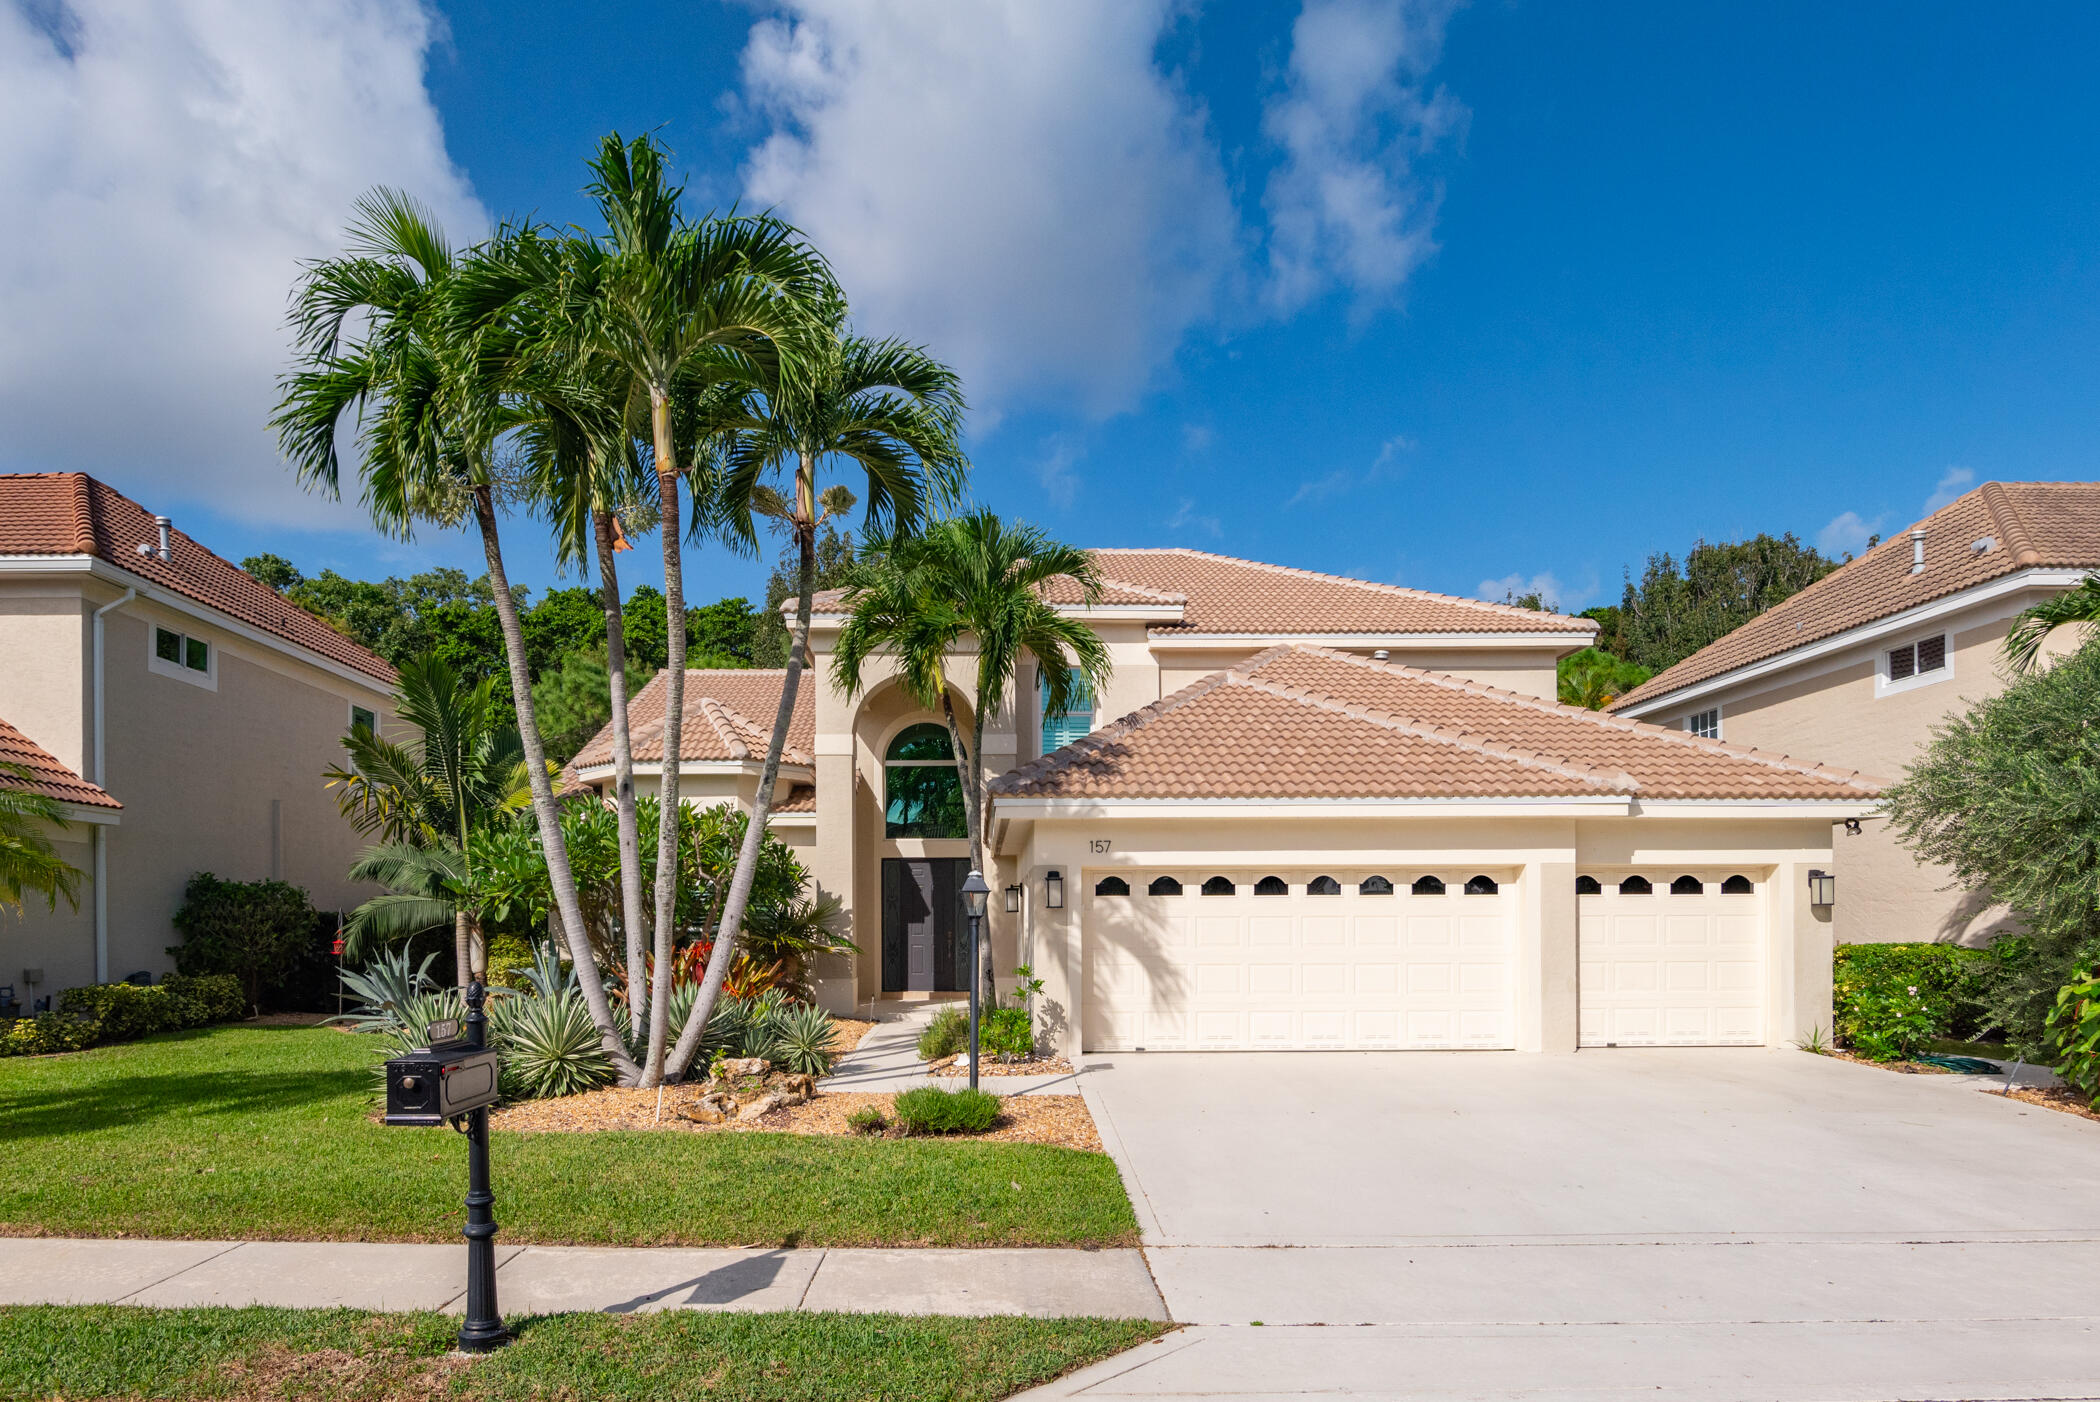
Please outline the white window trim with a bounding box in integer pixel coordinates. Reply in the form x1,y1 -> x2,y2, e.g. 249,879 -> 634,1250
147,622 -> 217,691
1876,631 -> 1953,698
1684,705 -> 1722,740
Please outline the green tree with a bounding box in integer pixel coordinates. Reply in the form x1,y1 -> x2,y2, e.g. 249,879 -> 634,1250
1556,647 -> 1654,710
665,292 -> 967,1080
2005,574 -> 2100,675
832,512 -> 1109,1004
0,762 -> 82,918
532,649 -> 655,762
1882,637 -> 2100,1052
688,596 -> 761,663
242,554 -> 304,593
754,522 -> 858,666
168,874 -> 320,1014
1617,534 -> 1839,672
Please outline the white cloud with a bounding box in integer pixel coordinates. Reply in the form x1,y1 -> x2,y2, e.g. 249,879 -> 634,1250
1286,431 -> 1413,506
1924,465 -> 1975,514
1477,570 -> 1596,612
1165,497 -> 1221,537
0,0 -> 483,527
1261,0 -> 1463,316
1816,510 -> 1882,559
737,1 -> 1239,418
1034,434 -> 1083,510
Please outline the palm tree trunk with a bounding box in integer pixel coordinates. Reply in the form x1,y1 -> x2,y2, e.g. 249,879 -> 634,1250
470,485 -> 640,1080
454,908 -> 472,993
644,390 -> 684,1087
970,707 -> 993,1008
665,461 -> 817,1079
468,911 -> 487,982
595,509 -> 649,1021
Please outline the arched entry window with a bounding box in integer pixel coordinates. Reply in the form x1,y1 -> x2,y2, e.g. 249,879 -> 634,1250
884,724 -> 966,838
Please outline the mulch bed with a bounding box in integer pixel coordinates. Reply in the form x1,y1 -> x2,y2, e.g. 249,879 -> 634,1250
831,1018 -> 878,1054
1824,1048 -> 1957,1074
928,1055 -> 1077,1079
2006,1085 -> 2100,1124
489,1084 -> 1102,1151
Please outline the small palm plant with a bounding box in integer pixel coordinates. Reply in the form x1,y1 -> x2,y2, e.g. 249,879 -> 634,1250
2005,574 -> 2100,674
0,760 -> 83,917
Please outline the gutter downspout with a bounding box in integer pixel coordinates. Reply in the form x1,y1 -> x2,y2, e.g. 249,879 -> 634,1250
91,587 -> 135,984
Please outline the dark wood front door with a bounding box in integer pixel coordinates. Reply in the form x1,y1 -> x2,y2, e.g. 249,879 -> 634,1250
881,858 -> 971,993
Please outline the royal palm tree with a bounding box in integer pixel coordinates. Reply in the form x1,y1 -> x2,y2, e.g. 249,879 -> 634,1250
2006,574 -> 2100,674
0,762 -> 83,918
274,192 -> 639,1077
831,512 -> 1110,1002
326,654 -> 532,984
534,135 -> 829,1084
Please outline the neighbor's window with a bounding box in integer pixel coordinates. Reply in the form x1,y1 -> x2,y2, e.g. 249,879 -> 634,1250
883,723 -> 966,839
154,625 -> 209,675
1686,708 -> 1720,740
350,705 -> 377,735
1886,633 -> 1948,683
1039,671 -> 1095,755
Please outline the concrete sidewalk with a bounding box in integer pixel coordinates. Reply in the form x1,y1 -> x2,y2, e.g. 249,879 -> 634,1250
0,1238 -> 1167,1320
822,1005 -> 1084,1096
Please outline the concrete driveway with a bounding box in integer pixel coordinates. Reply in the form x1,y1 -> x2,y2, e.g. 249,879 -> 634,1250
1043,1049 -> 2100,1401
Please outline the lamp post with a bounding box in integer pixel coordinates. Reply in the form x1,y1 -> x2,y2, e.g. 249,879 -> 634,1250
455,981 -> 509,1354
961,870 -> 991,1091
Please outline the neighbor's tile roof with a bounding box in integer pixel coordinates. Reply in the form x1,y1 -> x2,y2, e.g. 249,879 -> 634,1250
568,669 -> 815,770
989,645 -> 1881,803
811,547 -> 1596,638
0,473 -> 394,683
1611,481 -> 2100,712
0,716 -> 120,810
775,783 -> 817,814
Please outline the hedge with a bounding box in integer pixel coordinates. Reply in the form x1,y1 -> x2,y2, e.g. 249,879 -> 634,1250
1832,942 -> 1989,1049
0,974 -> 245,1057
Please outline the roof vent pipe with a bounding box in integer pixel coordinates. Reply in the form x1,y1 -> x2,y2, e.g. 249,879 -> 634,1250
1909,528 -> 1927,575
1371,649 -> 1390,662
154,516 -> 172,562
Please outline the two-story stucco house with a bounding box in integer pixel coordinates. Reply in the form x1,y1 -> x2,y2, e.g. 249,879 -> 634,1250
1609,480 -> 2100,948
0,473 -> 397,995
570,548 -> 1880,1053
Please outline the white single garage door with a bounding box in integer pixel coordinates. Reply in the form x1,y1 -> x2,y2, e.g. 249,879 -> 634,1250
1083,869 -> 1516,1051
1578,872 -> 1764,1047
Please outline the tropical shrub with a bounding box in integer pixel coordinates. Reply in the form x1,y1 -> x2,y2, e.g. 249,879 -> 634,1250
1882,637 -> 2100,1054
2046,969 -> 2100,1106
0,973 -> 244,1057
0,1012 -> 99,1056
769,1001 -> 841,1077
917,1006 -> 968,1061
892,1085 -> 1002,1135
483,934 -> 535,991
334,948 -> 444,1032
1832,943 -> 1987,1047
162,973 -> 248,1025
1845,984 -> 1943,1062
981,1006 -> 1034,1061
846,1105 -> 889,1136
169,872 -> 324,1013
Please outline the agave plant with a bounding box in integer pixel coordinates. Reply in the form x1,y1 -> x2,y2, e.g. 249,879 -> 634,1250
497,990 -> 616,1100
769,1002 -> 841,1077
332,947 -> 441,1032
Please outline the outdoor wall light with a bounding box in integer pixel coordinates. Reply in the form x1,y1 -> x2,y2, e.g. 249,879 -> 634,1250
1045,870 -> 1064,909
1807,869 -> 1836,908
1005,884 -> 1023,914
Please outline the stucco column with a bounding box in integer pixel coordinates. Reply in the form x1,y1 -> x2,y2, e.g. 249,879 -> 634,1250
810,748 -> 856,1015
1530,859 -> 1580,1052
1027,861 -> 1082,1058
1774,859 -> 1835,1045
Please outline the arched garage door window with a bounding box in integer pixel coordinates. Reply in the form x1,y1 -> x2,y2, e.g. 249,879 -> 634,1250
884,724 -> 966,838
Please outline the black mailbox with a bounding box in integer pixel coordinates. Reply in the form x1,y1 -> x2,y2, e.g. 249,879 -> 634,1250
384,1037 -> 502,1126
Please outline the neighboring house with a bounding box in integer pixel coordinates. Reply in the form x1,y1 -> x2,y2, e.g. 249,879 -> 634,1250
0,473 -> 397,993
572,548 -> 1878,1053
1609,480 -> 2100,948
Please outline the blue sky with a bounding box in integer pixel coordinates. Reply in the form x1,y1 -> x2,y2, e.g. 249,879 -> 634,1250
7,1 -> 2097,615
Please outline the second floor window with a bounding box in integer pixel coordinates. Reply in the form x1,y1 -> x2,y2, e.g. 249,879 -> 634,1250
154,626 -> 210,675
1687,707 -> 1720,740
884,723 -> 966,839
1040,670 -> 1095,755
1887,633 -> 1947,683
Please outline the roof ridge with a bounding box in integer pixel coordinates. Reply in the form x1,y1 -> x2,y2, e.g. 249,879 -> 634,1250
1227,669 -> 1634,792
695,696 -> 752,760
68,472 -> 96,554
1286,645 -> 1882,791
1086,573 -> 1187,604
1977,480 -> 2042,565
1093,546 -> 1597,631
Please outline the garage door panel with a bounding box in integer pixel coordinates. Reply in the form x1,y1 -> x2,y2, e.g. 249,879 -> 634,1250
1579,879 -> 1765,1048
1084,872 -> 1516,1052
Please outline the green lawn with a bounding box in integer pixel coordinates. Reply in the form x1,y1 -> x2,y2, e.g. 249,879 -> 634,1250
0,1305 -> 1166,1401
0,1027 -> 1137,1248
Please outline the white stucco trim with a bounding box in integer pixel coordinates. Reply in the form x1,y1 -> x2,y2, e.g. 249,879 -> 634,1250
1627,799 -> 1879,819
571,760 -> 815,784
58,801 -> 121,826
0,554 -> 397,696
989,796 -> 1636,819
1141,631 -> 1593,650
1614,567 -> 2089,718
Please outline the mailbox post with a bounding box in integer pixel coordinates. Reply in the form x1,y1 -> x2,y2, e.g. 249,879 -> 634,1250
383,980 -> 508,1353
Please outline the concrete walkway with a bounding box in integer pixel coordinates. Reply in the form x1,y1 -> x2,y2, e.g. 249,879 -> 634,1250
0,1238 -> 1167,1320
822,1003 -> 1084,1096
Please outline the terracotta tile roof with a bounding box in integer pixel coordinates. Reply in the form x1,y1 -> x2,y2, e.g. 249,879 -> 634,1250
0,473 -> 394,683
1611,481 -> 2100,712
989,645 -> 1881,803
0,716 -> 120,810
810,547 -> 1594,638
568,669 -> 815,770
775,783 -> 817,814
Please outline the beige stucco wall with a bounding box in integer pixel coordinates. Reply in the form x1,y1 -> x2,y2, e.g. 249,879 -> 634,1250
1639,590 -> 2059,946
1002,812 -> 1836,1055
1,577 -> 395,992
4,829 -> 99,998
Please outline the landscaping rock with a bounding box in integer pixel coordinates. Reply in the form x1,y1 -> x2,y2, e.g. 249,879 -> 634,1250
738,1093 -> 786,1121
718,1057 -> 771,1079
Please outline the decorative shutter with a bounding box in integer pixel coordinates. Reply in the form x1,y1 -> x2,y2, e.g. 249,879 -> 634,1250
1040,673 -> 1096,754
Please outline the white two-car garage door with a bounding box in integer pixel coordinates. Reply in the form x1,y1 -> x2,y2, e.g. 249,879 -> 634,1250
1578,872 -> 1765,1046
1083,870 -> 1515,1051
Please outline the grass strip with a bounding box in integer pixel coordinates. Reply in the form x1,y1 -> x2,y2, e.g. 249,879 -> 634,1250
0,1027 -> 1137,1248
0,1304 -> 1167,1401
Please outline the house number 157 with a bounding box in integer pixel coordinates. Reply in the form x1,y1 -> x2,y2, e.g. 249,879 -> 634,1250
1089,839 -> 1112,853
